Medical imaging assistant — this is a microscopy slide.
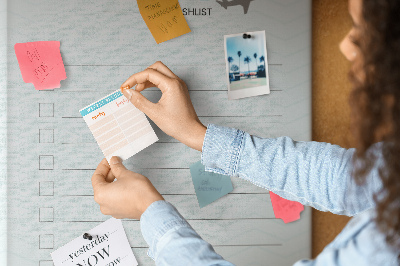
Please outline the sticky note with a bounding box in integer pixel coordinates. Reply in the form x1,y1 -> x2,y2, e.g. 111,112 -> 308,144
51,218 -> 138,266
79,90 -> 158,162
14,41 -> 66,90
190,161 -> 233,208
137,0 -> 191,44
269,191 -> 304,223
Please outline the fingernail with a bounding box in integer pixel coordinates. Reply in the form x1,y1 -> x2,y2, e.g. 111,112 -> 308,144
110,156 -> 122,165
125,89 -> 133,100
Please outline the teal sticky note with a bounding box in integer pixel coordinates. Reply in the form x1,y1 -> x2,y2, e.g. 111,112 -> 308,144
190,161 -> 234,208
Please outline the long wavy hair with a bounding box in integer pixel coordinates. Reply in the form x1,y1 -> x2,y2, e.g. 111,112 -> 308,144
350,0 -> 400,254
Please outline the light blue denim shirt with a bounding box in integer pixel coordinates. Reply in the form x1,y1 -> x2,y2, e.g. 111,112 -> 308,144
140,124 -> 399,265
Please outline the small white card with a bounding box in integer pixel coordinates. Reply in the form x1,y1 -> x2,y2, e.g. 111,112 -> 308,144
79,89 -> 158,162
51,218 -> 138,266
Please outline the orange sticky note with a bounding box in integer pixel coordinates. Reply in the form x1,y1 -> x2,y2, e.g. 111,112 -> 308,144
270,191 -> 304,223
14,41 -> 67,90
137,0 -> 191,44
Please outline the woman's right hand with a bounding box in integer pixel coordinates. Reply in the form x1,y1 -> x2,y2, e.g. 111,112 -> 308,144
120,61 -> 207,151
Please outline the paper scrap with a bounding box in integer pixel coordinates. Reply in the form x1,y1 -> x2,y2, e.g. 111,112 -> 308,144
79,90 -> 158,162
14,41 -> 67,90
269,191 -> 304,223
51,218 -> 138,266
190,161 -> 233,208
137,0 -> 191,44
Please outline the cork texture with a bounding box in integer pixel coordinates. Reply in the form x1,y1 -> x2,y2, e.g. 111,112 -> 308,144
312,0 -> 353,258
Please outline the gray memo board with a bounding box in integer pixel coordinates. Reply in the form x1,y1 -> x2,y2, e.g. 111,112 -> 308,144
3,0 -> 312,265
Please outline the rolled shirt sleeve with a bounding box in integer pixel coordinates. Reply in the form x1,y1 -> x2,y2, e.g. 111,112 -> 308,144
201,124 -> 382,216
140,200 -> 234,265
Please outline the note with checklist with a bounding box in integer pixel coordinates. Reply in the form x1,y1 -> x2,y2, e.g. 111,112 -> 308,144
79,90 -> 158,162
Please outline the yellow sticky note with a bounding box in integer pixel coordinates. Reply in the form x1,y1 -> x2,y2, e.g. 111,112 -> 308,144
137,0 -> 191,44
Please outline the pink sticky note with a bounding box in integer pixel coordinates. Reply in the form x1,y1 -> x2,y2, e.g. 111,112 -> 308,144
14,41 -> 67,90
270,191 -> 304,223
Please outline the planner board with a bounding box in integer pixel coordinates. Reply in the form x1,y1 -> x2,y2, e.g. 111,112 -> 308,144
4,0 -> 312,265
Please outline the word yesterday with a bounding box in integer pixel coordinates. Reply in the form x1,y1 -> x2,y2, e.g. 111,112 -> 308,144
68,233 -> 109,260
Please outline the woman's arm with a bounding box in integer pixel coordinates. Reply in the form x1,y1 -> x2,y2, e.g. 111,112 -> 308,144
141,201 -> 235,265
91,157 -> 234,265
119,62 -> 382,217
202,124 -> 382,216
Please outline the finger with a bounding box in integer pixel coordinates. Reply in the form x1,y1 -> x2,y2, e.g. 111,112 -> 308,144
121,68 -> 173,94
147,61 -> 178,79
91,159 -> 110,189
109,156 -> 130,179
100,206 -> 111,216
105,169 -> 116,183
121,89 -> 158,116
136,81 -> 156,92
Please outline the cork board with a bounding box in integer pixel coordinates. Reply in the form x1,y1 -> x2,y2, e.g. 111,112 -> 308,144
312,0 -> 353,258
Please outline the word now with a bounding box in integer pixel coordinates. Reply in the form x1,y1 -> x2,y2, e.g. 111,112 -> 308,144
159,16 -> 178,34
76,245 -> 114,266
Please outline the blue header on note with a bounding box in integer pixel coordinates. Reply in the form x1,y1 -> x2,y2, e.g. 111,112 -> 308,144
80,91 -> 123,117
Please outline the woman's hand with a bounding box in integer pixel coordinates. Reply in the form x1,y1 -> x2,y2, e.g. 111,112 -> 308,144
120,61 -> 206,151
91,157 -> 164,220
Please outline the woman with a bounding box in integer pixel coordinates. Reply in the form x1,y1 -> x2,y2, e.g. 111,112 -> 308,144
91,0 -> 400,264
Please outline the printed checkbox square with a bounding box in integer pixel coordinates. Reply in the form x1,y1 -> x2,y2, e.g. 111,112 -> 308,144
39,155 -> 54,170
39,207 -> 54,222
39,129 -> 54,143
39,260 -> 54,266
39,181 -> 54,196
39,103 -> 54,117
39,234 -> 54,249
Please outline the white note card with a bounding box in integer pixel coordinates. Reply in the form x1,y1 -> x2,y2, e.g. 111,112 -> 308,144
79,89 -> 158,162
51,218 -> 138,266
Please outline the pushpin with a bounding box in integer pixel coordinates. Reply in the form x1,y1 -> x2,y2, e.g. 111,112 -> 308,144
83,233 -> 94,240
243,33 -> 252,39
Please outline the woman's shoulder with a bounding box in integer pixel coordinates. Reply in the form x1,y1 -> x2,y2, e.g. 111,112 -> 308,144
324,209 -> 399,265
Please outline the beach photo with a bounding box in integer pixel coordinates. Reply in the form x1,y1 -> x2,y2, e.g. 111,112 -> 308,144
224,30 -> 270,100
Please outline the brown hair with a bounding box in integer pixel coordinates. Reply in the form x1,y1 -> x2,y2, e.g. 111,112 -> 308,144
350,0 -> 400,254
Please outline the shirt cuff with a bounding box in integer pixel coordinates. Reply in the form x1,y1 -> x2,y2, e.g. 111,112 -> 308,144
140,200 -> 192,260
201,124 -> 245,176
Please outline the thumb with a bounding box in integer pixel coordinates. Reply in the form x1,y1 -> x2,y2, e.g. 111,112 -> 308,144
123,89 -> 155,115
109,156 -> 129,178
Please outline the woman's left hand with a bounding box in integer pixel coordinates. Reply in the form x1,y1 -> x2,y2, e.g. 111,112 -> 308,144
91,157 -> 164,220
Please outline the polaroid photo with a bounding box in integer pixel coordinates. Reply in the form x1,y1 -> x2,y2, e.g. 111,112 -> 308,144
224,30 -> 270,100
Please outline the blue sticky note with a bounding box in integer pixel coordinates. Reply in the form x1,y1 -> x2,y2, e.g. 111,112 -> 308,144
189,161 -> 234,208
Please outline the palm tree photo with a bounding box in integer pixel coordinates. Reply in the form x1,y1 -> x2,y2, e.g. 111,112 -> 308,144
253,53 -> 258,74
227,56 -> 234,73
244,56 -> 251,78
260,55 -> 265,72
226,31 -> 268,92
237,51 -> 242,77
